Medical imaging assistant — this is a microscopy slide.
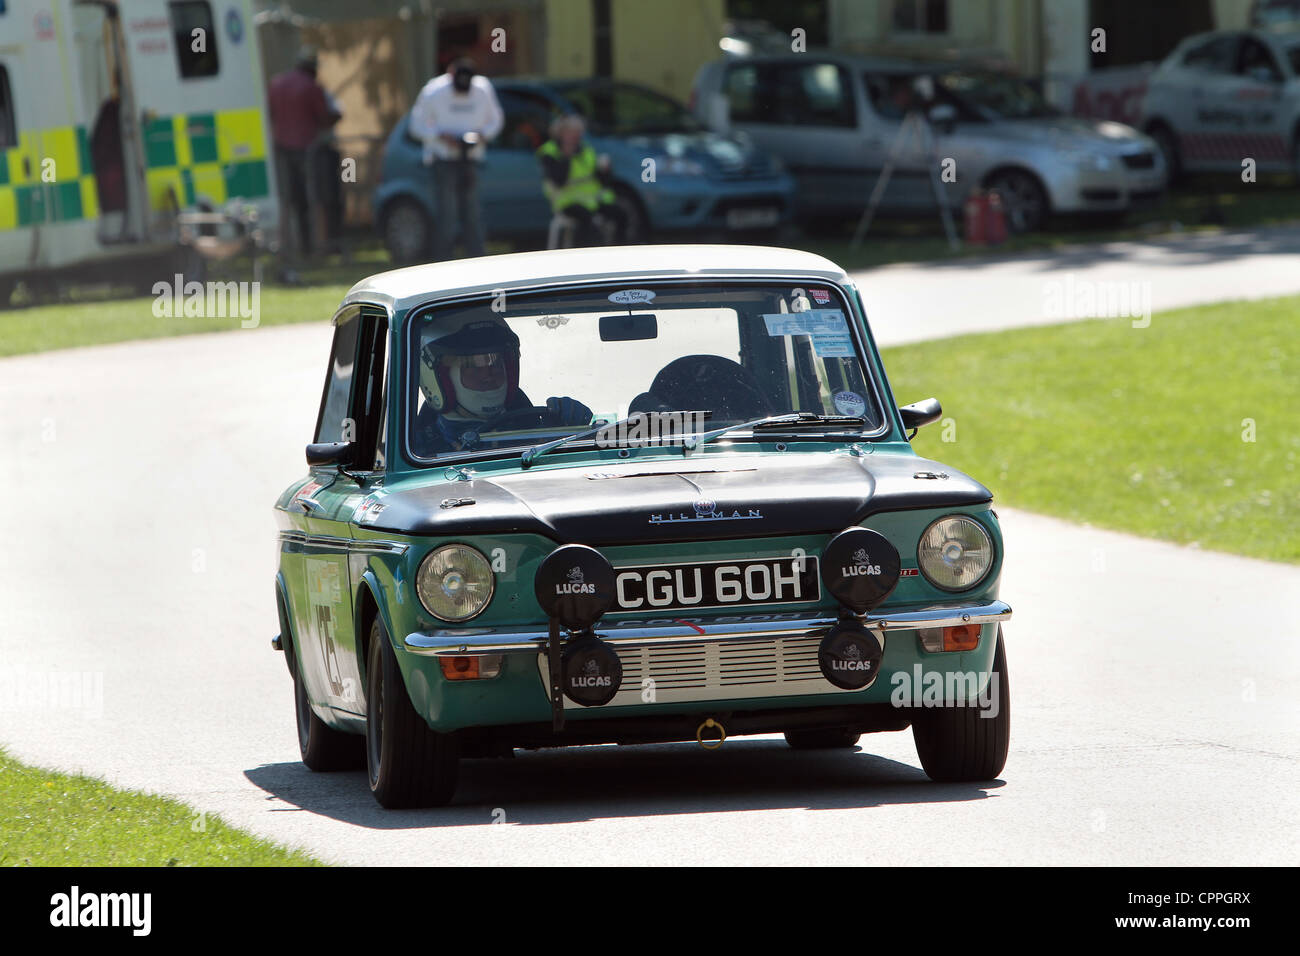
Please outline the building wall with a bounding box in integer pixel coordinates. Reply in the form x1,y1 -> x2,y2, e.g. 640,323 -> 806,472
544,0 -> 725,100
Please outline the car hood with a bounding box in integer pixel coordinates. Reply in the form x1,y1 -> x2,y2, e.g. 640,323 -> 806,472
368,452 -> 992,544
608,130 -> 776,175
982,116 -> 1150,152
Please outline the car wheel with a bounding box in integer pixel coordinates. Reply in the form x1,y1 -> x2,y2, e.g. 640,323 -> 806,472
911,628 -> 1010,782
1147,123 -> 1182,185
294,664 -> 365,771
382,198 -> 433,265
985,169 -> 1049,233
611,186 -> 648,244
365,615 -> 459,808
783,728 -> 861,750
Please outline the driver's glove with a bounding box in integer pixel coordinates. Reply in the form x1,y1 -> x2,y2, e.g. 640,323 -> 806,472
546,396 -> 593,426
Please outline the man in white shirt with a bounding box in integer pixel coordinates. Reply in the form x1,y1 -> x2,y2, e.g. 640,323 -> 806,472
409,58 -> 504,260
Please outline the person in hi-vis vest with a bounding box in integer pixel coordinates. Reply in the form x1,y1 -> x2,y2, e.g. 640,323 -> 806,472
535,114 -> 629,246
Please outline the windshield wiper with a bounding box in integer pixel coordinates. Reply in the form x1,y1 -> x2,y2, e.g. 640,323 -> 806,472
681,413 -> 866,454
520,411 -> 713,468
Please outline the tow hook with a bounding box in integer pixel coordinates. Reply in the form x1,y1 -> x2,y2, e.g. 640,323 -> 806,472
696,717 -> 726,750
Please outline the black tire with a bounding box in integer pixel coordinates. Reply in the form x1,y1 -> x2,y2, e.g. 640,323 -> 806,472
366,616 -> 459,808
294,665 -> 365,771
783,728 -> 862,750
912,629 -> 1010,782
382,197 -> 433,265
1147,122 -> 1183,185
985,168 -> 1049,233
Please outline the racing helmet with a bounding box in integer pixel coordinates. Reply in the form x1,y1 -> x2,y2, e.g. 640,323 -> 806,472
419,315 -> 521,419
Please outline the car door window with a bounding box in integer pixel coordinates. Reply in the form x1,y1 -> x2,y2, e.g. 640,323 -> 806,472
496,91 -> 554,150
725,63 -> 764,122
1182,35 -> 1239,74
315,310 -> 360,444
774,63 -> 857,127
1237,38 -> 1283,82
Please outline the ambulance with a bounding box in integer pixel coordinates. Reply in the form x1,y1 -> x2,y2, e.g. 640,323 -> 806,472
0,0 -> 277,305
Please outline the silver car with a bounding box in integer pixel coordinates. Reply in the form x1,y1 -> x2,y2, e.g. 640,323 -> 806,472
692,53 -> 1167,232
1140,29 -> 1300,180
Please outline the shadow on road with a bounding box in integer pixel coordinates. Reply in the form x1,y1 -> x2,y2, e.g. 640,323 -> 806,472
243,736 -> 1003,829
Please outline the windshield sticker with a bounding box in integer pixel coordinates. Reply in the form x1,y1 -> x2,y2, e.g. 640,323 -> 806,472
809,288 -> 832,305
608,289 -> 656,305
832,390 -> 867,417
762,310 -> 855,357
537,315 -> 570,329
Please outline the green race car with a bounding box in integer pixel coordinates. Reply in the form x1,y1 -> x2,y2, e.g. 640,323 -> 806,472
273,245 -> 1013,808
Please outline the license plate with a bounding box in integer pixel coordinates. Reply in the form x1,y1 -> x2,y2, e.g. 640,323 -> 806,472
612,556 -> 820,613
726,206 -> 780,229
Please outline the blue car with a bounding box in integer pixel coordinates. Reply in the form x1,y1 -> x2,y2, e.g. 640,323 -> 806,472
374,77 -> 795,262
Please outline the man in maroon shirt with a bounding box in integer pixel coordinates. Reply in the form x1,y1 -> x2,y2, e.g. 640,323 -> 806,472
268,49 -> 336,261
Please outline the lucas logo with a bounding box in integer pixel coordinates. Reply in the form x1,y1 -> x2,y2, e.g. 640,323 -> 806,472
572,658 -> 612,688
557,566 -> 596,595
831,643 -> 873,672
842,548 -> 882,577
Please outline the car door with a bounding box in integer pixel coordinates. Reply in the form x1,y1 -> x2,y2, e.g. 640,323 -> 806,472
292,305 -> 388,717
480,89 -> 556,235
1231,36 -> 1289,170
722,59 -> 864,217
1172,33 -> 1242,170
0,59 -> 41,274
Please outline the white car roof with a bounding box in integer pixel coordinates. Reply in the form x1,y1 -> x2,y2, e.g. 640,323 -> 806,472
343,244 -> 852,314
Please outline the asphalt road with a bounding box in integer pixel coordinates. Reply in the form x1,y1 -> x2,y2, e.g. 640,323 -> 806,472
2,235 -> 1298,865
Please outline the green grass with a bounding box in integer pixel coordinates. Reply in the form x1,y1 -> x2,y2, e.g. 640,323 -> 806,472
0,748 -> 321,866
881,295 -> 1300,563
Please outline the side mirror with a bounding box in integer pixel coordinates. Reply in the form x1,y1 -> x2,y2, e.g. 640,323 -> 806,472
306,441 -> 354,467
899,398 -> 942,434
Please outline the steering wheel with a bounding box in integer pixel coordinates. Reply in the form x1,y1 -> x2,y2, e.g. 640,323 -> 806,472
646,355 -> 772,421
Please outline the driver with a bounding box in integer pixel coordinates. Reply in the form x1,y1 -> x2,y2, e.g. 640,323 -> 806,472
415,315 -> 593,455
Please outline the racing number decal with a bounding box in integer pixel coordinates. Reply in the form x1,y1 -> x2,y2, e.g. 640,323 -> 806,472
306,558 -> 347,698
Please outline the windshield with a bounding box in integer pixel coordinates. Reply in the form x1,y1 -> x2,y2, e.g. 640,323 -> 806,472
937,71 -> 1060,119
556,81 -> 702,135
405,281 -> 885,462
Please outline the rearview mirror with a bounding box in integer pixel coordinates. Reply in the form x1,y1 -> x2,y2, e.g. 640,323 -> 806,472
899,397 -> 942,432
599,313 -> 658,341
306,441 -> 354,467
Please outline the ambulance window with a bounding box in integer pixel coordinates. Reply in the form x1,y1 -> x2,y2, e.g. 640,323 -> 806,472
0,67 -> 15,150
168,1 -> 220,79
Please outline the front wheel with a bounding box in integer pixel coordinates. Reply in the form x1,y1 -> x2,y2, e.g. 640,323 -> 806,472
382,197 -> 433,265
366,616 -> 459,808
986,169 -> 1049,233
911,629 -> 1010,782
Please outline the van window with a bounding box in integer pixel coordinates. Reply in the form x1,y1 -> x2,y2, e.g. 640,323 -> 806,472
168,1 -> 220,79
0,66 -> 15,150
725,62 -> 856,128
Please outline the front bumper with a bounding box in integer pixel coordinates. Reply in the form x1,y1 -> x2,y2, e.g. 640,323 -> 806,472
405,599 -> 1012,656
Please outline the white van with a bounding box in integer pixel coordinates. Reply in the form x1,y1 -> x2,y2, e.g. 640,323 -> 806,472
0,0 -> 277,304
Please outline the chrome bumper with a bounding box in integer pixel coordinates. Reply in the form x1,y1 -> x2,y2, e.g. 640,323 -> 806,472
404,599 -> 1012,657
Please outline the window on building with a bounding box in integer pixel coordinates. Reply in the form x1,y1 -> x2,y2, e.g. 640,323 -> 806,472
168,1 -> 220,79
0,66 -> 16,150
893,0 -> 948,34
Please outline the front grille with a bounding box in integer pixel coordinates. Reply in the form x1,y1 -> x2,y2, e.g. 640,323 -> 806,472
1121,151 -> 1156,169
537,633 -> 863,708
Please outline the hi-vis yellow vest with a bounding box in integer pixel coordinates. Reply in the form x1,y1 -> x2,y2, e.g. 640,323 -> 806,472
536,140 -> 613,212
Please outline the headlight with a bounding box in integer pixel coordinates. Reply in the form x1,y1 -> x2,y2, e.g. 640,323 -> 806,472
416,545 -> 494,621
917,516 -> 994,591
